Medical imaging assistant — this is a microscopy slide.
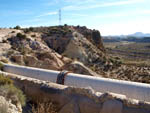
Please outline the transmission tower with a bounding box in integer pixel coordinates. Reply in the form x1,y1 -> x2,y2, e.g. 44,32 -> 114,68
59,9 -> 61,26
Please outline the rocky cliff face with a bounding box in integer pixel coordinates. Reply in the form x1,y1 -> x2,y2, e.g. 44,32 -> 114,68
0,26 -> 107,76
73,26 -> 105,52
38,26 -> 109,71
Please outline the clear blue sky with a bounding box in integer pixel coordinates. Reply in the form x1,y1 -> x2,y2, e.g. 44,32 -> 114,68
0,0 -> 150,35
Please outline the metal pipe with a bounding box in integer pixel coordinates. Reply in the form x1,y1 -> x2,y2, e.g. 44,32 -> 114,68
2,63 -> 150,102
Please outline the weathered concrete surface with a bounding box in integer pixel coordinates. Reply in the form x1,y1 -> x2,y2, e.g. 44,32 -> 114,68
3,63 -> 150,102
100,100 -> 123,113
0,71 -> 150,113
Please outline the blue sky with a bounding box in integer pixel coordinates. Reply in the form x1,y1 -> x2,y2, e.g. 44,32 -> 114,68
0,0 -> 150,35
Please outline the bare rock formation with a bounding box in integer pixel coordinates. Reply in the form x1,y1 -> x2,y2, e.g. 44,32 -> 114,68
0,27 -> 101,76
63,61 -> 100,76
1,26 -> 149,83
40,26 -> 108,71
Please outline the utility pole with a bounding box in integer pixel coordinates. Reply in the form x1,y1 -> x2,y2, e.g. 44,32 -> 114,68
59,9 -> 61,26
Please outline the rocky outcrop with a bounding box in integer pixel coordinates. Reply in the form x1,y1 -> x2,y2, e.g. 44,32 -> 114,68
0,27 -> 102,76
62,31 -> 106,65
1,26 -> 150,83
63,61 -> 100,76
40,26 -> 108,71
1,71 -> 150,113
73,26 -> 105,52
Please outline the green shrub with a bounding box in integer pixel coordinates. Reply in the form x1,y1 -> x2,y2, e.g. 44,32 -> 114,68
0,74 -> 26,106
0,85 -> 26,106
14,25 -> 21,30
0,74 -> 13,86
7,50 -> 14,56
29,27 -> 34,31
11,31 -> 15,33
2,39 -> 7,43
19,46 -> 27,55
24,28 -> 30,33
64,24 -> 68,27
31,34 -> 36,37
16,33 -> 27,39
0,62 -> 4,71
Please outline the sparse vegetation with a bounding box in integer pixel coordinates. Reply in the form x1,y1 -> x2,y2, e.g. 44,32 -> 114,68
0,85 -> 26,106
14,25 -> 21,30
104,42 -> 150,66
29,27 -> 34,31
16,33 -> 27,39
0,62 -> 4,71
122,60 -> 150,67
32,102 -> 57,113
0,74 -> 13,85
7,50 -> 15,56
31,34 -> 36,37
0,59 -> 8,63
2,39 -> 7,43
11,31 -> 15,33
19,46 -> 27,55
0,74 -> 26,106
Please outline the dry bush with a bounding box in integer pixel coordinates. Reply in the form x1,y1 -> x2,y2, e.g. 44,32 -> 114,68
0,62 -> 4,71
0,59 -> 8,63
7,50 -> 15,56
0,74 -> 26,106
32,102 -> 57,113
0,85 -> 26,106
16,33 -> 27,40
0,74 -> 13,85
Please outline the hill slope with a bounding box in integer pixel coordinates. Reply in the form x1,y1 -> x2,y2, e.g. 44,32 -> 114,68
0,26 -> 110,77
1,26 -> 149,83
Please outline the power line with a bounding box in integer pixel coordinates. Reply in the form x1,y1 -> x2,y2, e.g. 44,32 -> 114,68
59,9 -> 61,26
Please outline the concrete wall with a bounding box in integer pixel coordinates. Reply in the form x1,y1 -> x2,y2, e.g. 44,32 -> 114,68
1,71 -> 150,113
3,63 -> 150,102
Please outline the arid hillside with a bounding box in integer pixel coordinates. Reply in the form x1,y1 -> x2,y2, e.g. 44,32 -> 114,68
0,26 -> 110,77
0,26 -> 150,83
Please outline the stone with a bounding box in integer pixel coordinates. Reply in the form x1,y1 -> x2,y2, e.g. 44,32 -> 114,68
11,55 -> 24,64
24,55 -> 38,66
41,58 -> 60,70
58,99 -> 80,113
63,61 -> 100,76
100,99 -> 123,113
79,97 -> 101,113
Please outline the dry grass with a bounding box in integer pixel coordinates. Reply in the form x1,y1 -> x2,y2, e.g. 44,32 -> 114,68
0,74 -> 13,85
0,59 -> 8,63
32,102 -> 57,113
122,60 -> 150,67
0,74 -> 26,106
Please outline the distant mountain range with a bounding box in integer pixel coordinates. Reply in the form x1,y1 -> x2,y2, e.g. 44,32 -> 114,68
103,32 -> 150,43
127,32 -> 150,38
103,32 -> 150,39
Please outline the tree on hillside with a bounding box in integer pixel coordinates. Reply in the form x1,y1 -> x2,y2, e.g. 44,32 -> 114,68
14,25 -> 21,29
